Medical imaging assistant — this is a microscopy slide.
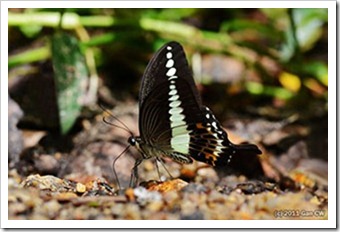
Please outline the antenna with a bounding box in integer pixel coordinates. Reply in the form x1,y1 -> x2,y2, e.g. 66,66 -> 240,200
99,104 -> 134,136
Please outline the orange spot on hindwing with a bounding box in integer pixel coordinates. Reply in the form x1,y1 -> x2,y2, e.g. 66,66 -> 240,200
204,152 -> 218,166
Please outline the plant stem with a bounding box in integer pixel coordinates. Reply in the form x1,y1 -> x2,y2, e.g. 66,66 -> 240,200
8,12 -> 114,28
8,46 -> 50,68
9,12 -> 278,67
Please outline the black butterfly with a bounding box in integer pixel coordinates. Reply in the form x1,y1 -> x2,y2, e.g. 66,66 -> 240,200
114,41 -> 262,187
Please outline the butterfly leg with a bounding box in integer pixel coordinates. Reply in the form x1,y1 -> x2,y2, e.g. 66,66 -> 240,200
129,157 -> 143,187
154,159 -> 162,181
156,157 -> 173,180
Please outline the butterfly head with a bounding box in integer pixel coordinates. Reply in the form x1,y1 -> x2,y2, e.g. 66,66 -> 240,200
128,136 -> 144,153
128,136 -> 137,146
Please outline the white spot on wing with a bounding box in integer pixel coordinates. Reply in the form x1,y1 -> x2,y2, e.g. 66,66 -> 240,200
168,75 -> 178,80
171,134 -> 189,154
172,125 -> 188,136
170,114 -> 185,127
169,107 -> 183,115
212,122 -> 218,129
166,52 -> 172,59
166,45 -> 190,154
166,68 -> 176,77
206,114 -> 210,119
212,137 -> 225,154
169,89 -> 178,96
166,59 -> 174,68
169,100 -> 181,108
169,94 -> 179,101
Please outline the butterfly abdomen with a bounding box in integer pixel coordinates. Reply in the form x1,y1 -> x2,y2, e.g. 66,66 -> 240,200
215,143 -> 264,178
231,143 -> 262,156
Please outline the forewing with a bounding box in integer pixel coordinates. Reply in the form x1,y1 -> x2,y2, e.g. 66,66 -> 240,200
139,42 -> 203,155
139,41 -> 201,108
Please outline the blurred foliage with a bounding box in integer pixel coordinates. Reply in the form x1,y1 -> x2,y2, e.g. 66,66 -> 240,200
8,8 -> 328,133
51,33 -> 88,134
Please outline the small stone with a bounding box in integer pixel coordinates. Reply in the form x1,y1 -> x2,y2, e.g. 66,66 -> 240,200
125,188 -> 135,202
147,201 -> 163,212
55,192 -> 78,202
180,211 -> 204,220
147,179 -> 188,193
310,196 -> 320,205
133,187 -> 162,206
76,183 -> 86,193
181,183 -> 208,194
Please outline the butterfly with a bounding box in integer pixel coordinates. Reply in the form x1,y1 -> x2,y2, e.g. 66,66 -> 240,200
112,41 -> 262,188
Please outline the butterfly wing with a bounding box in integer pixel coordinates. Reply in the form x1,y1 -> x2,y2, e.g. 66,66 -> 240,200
139,42 -> 203,158
139,42 -> 201,108
188,106 -> 261,165
138,41 -> 262,174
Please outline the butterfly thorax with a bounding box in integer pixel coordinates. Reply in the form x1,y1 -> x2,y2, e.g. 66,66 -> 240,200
128,136 -> 163,160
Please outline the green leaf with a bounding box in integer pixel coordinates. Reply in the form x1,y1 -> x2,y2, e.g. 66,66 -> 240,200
51,33 -> 88,134
262,8 -> 327,61
20,24 -> 42,38
293,8 -> 327,52
302,61 -> 328,86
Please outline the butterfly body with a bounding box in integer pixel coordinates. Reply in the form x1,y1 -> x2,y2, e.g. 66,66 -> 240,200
127,41 -> 262,185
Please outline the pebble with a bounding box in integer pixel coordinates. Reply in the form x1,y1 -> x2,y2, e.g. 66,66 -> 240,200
76,183 -> 86,193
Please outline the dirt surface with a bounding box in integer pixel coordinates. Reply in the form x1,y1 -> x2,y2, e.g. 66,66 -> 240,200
8,101 -> 328,220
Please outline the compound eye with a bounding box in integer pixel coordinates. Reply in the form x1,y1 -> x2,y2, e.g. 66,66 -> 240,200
128,137 -> 136,146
